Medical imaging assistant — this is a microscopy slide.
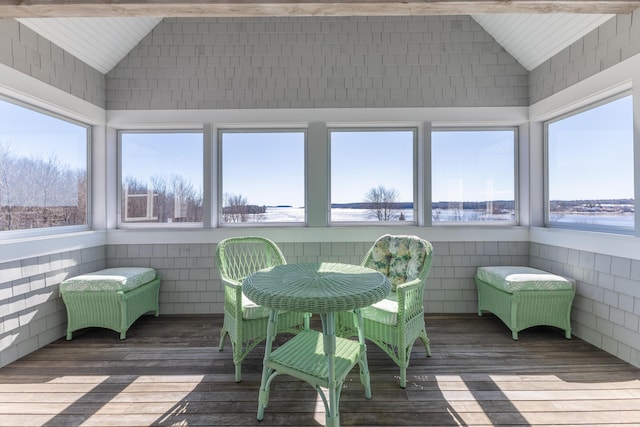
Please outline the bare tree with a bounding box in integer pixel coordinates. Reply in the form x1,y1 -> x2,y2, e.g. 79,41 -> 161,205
1,143 -> 87,230
223,193 -> 249,223
0,143 -> 14,230
150,175 -> 168,222
123,176 -> 153,221
171,175 -> 202,222
365,185 -> 399,221
41,154 -> 61,208
123,175 -> 203,223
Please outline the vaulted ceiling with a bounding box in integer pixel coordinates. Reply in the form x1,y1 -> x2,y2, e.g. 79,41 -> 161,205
2,1 -> 636,74
16,17 -> 163,74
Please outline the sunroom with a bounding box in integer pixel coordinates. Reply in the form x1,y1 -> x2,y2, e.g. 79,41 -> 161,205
1,1 -> 640,425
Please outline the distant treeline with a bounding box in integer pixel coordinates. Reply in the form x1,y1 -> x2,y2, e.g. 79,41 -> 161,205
432,201 -> 515,210
331,202 -> 414,209
331,201 -> 516,210
221,204 -> 267,214
549,199 -> 634,207
332,199 -> 633,210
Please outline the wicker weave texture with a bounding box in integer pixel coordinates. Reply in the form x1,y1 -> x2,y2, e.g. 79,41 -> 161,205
244,262 -> 391,313
266,329 -> 363,388
248,265 -> 384,426
61,275 -> 161,340
216,236 -> 287,283
215,236 -> 307,382
476,275 -> 575,340
338,234 -> 434,388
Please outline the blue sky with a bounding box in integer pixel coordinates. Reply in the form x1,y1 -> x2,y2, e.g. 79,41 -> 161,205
222,131 -> 305,206
431,130 -> 515,203
547,95 -> 634,200
121,131 -> 203,192
330,130 -> 414,205
0,100 -> 87,171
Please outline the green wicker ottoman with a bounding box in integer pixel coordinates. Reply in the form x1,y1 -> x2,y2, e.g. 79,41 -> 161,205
475,266 -> 575,340
60,267 -> 161,340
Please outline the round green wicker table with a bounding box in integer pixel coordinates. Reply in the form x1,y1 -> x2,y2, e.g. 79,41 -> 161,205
243,262 -> 391,427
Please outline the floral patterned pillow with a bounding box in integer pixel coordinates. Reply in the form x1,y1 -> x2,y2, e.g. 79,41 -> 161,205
367,236 -> 392,276
365,235 -> 428,290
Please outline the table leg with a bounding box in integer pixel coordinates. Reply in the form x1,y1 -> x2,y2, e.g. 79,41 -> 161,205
257,309 -> 279,421
320,312 -> 340,427
354,308 -> 372,399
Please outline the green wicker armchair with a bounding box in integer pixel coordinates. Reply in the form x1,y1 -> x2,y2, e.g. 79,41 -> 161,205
339,234 -> 434,388
215,236 -> 308,382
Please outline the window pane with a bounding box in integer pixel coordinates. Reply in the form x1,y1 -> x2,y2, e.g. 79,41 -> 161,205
220,131 -> 305,224
330,130 -> 415,223
0,99 -> 88,232
120,132 -> 203,224
547,95 -> 634,231
432,130 -> 516,223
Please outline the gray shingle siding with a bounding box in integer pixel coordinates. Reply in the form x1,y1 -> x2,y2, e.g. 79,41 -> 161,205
0,19 -> 105,108
105,16 -> 528,110
529,11 -> 640,104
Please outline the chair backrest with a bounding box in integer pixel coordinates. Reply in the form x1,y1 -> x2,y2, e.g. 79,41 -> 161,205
216,236 -> 287,283
362,234 -> 433,290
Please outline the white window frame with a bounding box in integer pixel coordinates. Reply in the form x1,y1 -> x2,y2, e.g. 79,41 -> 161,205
0,95 -> 91,240
217,128 -> 307,227
430,127 -> 519,226
117,129 -> 205,229
544,92 -> 634,235
328,127 -> 418,225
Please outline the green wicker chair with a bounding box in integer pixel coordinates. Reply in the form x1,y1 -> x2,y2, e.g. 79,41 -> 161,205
215,236 -> 308,382
338,234 -> 434,388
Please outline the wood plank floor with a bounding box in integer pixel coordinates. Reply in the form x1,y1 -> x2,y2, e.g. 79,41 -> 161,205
1,314 -> 639,426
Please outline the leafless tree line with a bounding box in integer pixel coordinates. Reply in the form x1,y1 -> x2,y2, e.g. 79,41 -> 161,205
0,143 -> 87,231
221,193 -> 266,223
123,175 -> 203,223
221,186 -> 403,223
2,137 -> 403,229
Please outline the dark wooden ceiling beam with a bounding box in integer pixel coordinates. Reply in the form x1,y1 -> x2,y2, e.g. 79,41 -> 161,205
1,0 -> 639,18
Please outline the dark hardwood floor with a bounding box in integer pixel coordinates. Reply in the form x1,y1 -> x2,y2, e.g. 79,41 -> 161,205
1,314 -> 639,426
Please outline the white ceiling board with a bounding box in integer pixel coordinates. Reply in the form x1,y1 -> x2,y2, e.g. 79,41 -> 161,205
471,13 -> 614,70
17,17 -> 162,73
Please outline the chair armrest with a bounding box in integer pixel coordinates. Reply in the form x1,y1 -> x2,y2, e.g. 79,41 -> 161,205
394,278 -> 425,316
395,277 -> 423,294
221,277 -> 244,317
221,277 -> 242,290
